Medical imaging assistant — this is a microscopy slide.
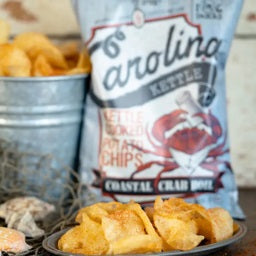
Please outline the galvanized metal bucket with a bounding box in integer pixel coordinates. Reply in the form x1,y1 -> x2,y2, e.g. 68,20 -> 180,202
0,74 -> 87,170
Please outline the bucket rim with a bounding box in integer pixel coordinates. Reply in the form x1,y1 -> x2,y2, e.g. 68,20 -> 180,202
0,74 -> 89,82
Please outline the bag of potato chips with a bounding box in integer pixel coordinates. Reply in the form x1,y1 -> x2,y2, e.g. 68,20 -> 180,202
73,0 -> 244,218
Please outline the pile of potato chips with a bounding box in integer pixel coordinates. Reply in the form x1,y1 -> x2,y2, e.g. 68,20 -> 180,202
58,197 -> 236,255
0,19 -> 91,77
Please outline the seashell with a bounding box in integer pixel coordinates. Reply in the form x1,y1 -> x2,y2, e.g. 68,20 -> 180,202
0,197 -> 55,237
0,227 -> 31,253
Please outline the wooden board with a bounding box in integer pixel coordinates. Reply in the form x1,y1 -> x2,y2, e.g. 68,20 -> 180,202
0,0 -> 79,36
236,0 -> 256,36
0,0 -> 253,37
227,39 -> 256,187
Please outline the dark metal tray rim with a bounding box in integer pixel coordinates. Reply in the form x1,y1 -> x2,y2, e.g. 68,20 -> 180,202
43,222 -> 247,256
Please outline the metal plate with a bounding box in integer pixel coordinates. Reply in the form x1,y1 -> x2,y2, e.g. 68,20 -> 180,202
43,222 -> 247,256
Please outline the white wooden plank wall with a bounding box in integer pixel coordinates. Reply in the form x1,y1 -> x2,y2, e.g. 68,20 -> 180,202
0,0 -> 255,187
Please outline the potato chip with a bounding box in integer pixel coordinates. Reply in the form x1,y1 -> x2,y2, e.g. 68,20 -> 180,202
154,214 -> 204,251
76,201 -> 123,224
153,197 -> 208,251
0,19 -> 10,44
166,222 -> 204,251
66,67 -> 87,75
101,205 -> 162,254
58,41 -> 79,59
28,47 -> 67,70
13,32 -> 68,69
58,213 -> 108,255
145,206 -> 154,222
190,204 -> 214,243
32,55 -> 53,77
165,197 -> 189,208
76,50 -> 92,73
97,201 -> 124,213
154,197 -> 215,243
233,222 -> 239,234
154,197 -> 193,223
0,67 -> 4,76
207,207 -> 233,242
127,202 -> 163,252
66,58 -> 79,69
102,208 -> 149,254
127,203 -> 161,239
110,234 -> 162,254
76,204 -> 109,224
0,44 -> 31,77
154,196 -> 164,210
58,41 -> 80,69
158,197 -> 192,215
13,32 -> 50,52
102,209 -> 145,243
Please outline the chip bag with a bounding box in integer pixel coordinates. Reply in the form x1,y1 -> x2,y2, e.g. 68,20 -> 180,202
73,0 -> 244,219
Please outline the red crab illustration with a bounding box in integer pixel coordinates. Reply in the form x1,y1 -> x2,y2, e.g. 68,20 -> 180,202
130,109 -> 229,190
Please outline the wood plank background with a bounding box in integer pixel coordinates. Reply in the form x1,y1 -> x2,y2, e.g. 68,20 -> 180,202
0,0 -> 255,187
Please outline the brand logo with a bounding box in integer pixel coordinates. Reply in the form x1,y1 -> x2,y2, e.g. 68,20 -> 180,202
88,15 -> 221,107
196,0 -> 223,20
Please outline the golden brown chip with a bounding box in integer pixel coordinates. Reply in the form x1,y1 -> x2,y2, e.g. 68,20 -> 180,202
58,41 -> 79,59
127,202 -> 163,252
153,197 -> 206,251
154,196 -> 215,243
28,47 -> 67,69
157,197 -> 192,215
165,197 -> 189,208
13,32 -> 68,69
145,206 -> 154,222
58,213 -> 108,255
207,207 -> 233,242
76,201 -> 123,224
58,41 -> 81,70
101,204 -> 162,254
66,58 -> 79,69
97,201 -> 124,213
0,44 -> 31,77
102,208 -> 149,254
0,67 -> 4,76
76,204 -> 109,224
154,214 -> 204,251
32,54 -> 53,77
154,197 -> 193,223
0,19 -> 10,44
102,209 -> 145,243
110,235 -> 163,255
189,204 -> 214,243
166,223 -> 204,251
127,203 -> 161,239
76,50 -> 92,73
66,67 -> 87,75
233,222 -> 239,234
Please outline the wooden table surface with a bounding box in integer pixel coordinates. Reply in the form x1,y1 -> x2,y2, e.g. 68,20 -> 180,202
210,188 -> 256,256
